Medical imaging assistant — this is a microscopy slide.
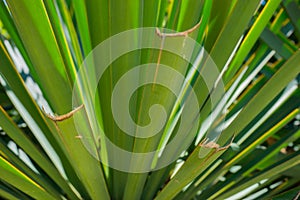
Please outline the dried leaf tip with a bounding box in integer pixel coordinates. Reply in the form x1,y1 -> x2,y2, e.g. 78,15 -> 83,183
43,104 -> 84,122
199,135 -> 235,152
156,20 -> 202,38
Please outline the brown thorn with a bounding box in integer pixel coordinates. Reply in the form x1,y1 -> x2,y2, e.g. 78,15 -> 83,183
156,20 -> 202,38
44,104 -> 84,122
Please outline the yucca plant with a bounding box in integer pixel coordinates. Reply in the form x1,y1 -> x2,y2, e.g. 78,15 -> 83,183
0,0 -> 300,199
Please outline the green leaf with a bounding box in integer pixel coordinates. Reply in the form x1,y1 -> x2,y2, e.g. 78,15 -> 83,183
216,153 -> 300,199
225,0 -> 282,82
0,156 -> 55,200
271,185 -> 300,200
6,0 -> 72,113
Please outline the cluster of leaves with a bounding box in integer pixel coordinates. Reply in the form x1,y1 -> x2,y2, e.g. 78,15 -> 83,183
0,0 -> 299,199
